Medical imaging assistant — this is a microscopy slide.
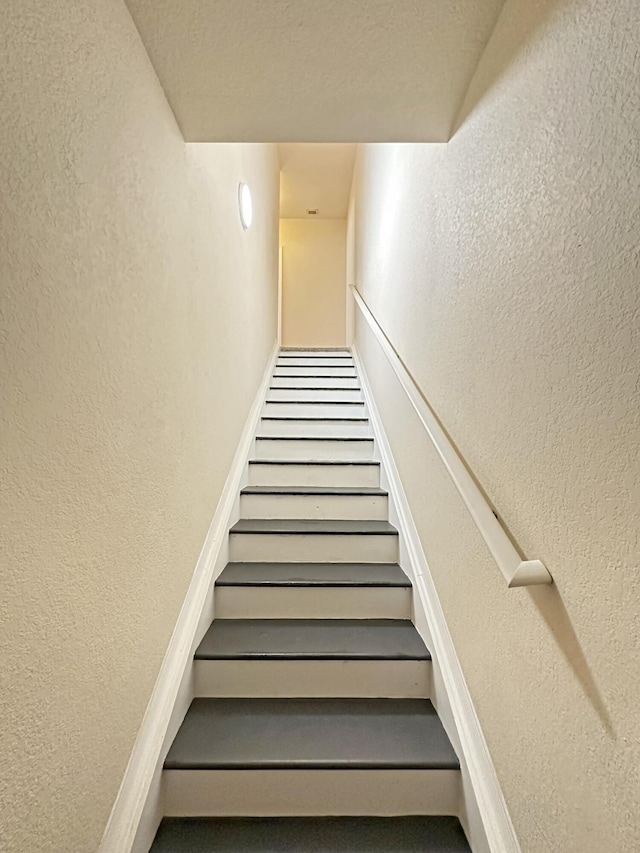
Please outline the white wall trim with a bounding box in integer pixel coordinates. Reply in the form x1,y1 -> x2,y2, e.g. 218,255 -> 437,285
99,340 -> 278,853
277,245 -> 283,346
351,286 -> 551,588
353,345 -> 521,853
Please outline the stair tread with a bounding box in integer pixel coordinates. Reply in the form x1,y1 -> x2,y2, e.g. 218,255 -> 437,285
241,486 -> 387,496
266,400 -> 365,405
256,436 -> 371,442
164,698 -> 459,770
230,519 -> 397,535
151,816 -> 471,851
278,352 -> 353,356
261,416 -> 369,422
269,385 -> 361,390
195,619 -> 430,660
250,459 -> 379,466
216,562 -> 410,587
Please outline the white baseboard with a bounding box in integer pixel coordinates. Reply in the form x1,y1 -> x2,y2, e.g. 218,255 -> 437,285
99,341 -> 278,853
353,346 -> 521,853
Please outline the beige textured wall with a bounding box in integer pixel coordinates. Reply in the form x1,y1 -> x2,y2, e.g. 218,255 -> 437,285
351,1 -> 640,851
0,3 -> 278,852
280,219 -> 347,348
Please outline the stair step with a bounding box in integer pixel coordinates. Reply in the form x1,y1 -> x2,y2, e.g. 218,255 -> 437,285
263,402 -> 366,418
274,367 -> 357,377
228,519 -> 398,563
216,562 -> 410,587
278,351 -> 353,355
254,436 -> 373,461
241,485 -> 387,495
165,698 -> 458,770
193,619 -> 431,698
240,485 -> 387,520
280,349 -> 352,355
278,352 -> 353,364
268,389 -> 363,402
151,816 -> 471,852
259,418 -> 371,438
214,563 -> 411,620
276,358 -> 353,368
230,519 -> 397,535
196,619 -> 429,660
271,377 -> 360,388
248,460 -> 380,488
255,436 -> 371,441
261,416 -> 369,421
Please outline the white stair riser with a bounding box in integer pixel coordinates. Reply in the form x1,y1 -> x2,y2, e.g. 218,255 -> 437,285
214,587 -> 412,619
274,367 -> 356,378
240,492 -> 388,520
271,377 -> 360,389
280,350 -> 351,357
277,358 -> 353,368
268,388 -> 363,403
263,403 -> 367,418
194,659 -> 431,698
258,419 -> 371,438
249,463 -> 379,488
163,769 -> 460,817
229,532 -> 398,563
255,438 -> 373,461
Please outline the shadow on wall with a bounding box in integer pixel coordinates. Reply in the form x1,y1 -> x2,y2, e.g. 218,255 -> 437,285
529,585 -> 615,736
450,0 -> 570,137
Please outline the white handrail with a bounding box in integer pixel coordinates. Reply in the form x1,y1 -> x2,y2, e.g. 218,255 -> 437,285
351,285 -> 552,588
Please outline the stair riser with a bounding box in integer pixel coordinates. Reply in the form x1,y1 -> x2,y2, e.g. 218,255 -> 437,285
254,438 -> 374,461
274,367 -> 356,378
280,350 -> 351,357
276,358 -> 353,368
194,660 -> 430,698
249,463 -> 379,488
263,402 -> 366,418
268,388 -> 363,403
163,769 -> 460,817
258,419 -> 372,438
214,587 -> 412,619
240,492 -> 388,520
271,377 -> 360,389
229,532 -> 398,563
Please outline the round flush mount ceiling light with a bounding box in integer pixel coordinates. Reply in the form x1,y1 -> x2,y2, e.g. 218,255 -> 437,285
238,182 -> 253,230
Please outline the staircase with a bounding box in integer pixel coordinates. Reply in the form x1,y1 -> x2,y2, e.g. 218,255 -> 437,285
150,349 -> 471,851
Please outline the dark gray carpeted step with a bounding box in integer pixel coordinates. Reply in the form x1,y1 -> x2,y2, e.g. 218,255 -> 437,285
164,698 -> 459,770
255,435 -> 369,441
216,562 -> 410,587
240,485 -> 387,496
260,416 -> 368,422
230,519 -> 397,535
151,816 -> 471,851
195,619 -> 430,660
250,459 -> 378,465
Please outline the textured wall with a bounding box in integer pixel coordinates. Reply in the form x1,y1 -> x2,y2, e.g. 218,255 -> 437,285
280,219 -> 347,348
0,3 -> 279,852
351,0 -> 640,850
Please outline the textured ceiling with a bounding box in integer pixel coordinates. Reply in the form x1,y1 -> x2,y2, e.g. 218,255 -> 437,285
279,144 -> 356,219
125,0 -> 506,142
